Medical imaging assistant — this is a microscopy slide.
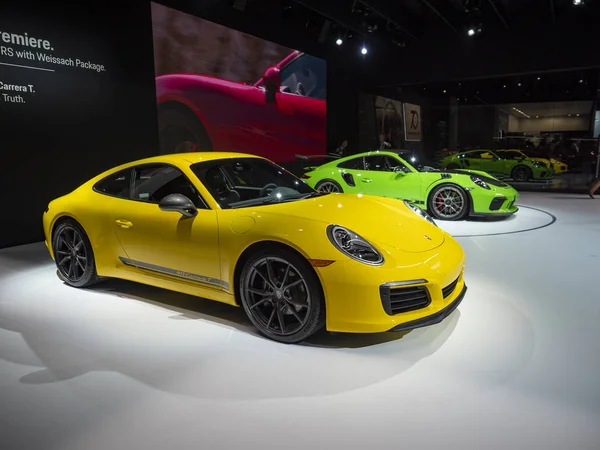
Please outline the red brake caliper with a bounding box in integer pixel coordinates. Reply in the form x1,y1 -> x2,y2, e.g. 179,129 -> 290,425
437,192 -> 444,211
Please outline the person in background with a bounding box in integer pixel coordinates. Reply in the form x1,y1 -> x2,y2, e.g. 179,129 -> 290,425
330,140 -> 347,157
589,177 -> 600,198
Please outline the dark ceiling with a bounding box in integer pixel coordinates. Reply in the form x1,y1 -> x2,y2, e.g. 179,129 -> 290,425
222,0 -> 600,86
160,0 -> 600,106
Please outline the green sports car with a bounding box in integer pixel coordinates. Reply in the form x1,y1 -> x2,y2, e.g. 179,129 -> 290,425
302,151 -> 519,221
439,149 -> 554,182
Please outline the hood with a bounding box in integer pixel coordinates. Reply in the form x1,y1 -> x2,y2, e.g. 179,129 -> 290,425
256,194 -> 445,253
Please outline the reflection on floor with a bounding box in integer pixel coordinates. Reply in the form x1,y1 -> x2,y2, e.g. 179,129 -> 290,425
438,204 -> 555,237
0,192 -> 599,450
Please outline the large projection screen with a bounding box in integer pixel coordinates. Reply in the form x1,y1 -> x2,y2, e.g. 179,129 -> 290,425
151,2 -> 327,163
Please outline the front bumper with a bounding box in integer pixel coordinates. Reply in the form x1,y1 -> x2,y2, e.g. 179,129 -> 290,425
389,283 -> 467,332
315,235 -> 466,334
468,187 -> 519,217
532,168 -> 555,179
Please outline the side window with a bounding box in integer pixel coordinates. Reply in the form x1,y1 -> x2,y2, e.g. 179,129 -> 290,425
279,54 -> 326,100
131,164 -> 208,209
93,168 -> 131,199
337,157 -> 364,170
385,155 -> 410,172
465,151 -> 484,159
364,155 -> 405,172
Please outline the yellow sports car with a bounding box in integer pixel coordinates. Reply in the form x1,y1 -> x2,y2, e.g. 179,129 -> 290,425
43,152 -> 467,343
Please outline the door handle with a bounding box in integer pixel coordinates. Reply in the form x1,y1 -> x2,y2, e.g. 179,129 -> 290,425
115,219 -> 133,229
361,178 -> 372,183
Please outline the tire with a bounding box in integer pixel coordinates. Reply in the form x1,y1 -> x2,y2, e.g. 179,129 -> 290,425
446,163 -> 460,170
157,105 -> 212,155
315,179 -> 343,193
238,246 -> 326,344
428,184 -> 469,221
511,165 -> 531,182
52,219 -> 99,288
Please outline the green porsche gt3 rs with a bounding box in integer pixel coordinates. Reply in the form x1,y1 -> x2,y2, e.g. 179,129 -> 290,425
302,151 -> 518,221
439,149 -> 554,182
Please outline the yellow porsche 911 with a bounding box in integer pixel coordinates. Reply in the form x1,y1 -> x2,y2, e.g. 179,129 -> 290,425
43,153 -> 467,343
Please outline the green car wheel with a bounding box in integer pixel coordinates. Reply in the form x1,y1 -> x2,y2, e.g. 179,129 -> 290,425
315,179 -> 343,193
428,184 -> 469,221
511,165 -> 532,182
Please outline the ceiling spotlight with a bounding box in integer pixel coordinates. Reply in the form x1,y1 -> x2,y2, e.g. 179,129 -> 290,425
536,116 -> 539,118
577,113 -> 580,116
503,85 -> 507,88
336,38 -> 343,45
467,28 -> 475,36
573,0 -> 584,6
579,79 -> 584,83
537,77 -> 541,80
517,83 -> 521,87
568,114 -> 572,116
361,46 -> 368,55
443,89 -> 447,93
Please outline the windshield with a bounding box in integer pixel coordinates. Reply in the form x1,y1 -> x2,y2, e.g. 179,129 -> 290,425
191,157 -> 323,209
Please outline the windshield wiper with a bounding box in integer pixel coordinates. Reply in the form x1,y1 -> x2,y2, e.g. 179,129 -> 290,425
299,191 -> 328,199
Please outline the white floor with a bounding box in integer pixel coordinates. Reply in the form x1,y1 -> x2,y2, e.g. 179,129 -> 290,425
0,192 -> 599,450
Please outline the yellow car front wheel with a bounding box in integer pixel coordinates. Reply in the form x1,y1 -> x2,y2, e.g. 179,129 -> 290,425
238,247 -> 326,344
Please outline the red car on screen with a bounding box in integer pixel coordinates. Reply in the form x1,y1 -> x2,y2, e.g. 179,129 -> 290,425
155,51 -> 326,163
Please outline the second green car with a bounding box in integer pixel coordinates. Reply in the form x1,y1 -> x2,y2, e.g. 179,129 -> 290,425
439,149 -> 554,182
302,151 -> 518,221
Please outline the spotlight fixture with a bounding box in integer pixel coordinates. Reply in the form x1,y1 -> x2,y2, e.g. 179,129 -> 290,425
579,79 -> 584,83
573,0 -> 584,6
361,46 -> 368,55
443,89 -> 447,93
466,23 -> 483,36
517,82 -> 522,87
577,113 -> 580,116
335,38 -> 343,45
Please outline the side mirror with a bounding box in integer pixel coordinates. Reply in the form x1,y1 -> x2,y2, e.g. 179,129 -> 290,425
394,168 -> 406,177
159,193 -> 197,218
262,66 -> 281,103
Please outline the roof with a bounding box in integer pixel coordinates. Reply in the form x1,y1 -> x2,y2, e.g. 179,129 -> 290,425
123,152 -> 262,166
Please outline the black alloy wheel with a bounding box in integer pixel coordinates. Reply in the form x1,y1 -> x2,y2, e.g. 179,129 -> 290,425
239,248 -> 325,343
511,166 -> 531,182
428,184 -> 469,221
52,220 -> 99,288
315,179 -> 343,193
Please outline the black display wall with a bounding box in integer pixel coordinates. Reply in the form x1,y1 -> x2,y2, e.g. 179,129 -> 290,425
0,0 -> 368,249
0,0 -> 159,248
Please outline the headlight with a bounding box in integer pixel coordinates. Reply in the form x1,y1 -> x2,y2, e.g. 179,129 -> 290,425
403,201 -> 438,227
470,175 -> 490,190
326,225 -> 384,265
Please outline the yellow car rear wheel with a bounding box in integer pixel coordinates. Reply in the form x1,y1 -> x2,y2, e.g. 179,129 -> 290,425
52,219 -> 99,288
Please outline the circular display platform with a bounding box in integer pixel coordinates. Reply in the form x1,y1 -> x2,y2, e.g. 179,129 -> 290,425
436,205 -> 556,237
